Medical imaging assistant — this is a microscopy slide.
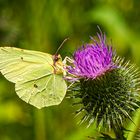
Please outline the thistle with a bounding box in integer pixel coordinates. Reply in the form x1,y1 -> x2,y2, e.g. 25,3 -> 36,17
66,32 -> 140,138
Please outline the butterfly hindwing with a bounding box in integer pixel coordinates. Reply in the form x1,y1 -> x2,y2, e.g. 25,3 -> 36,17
0,47 -> 67,109
16,74 -> 66,108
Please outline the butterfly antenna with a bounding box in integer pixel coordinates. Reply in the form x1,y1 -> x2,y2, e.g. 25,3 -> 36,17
55,37 -> 69,55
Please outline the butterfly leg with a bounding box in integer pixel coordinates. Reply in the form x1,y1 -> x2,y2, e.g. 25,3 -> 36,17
67,81 -> 75,90
62,56 -> 74,76
63,56 -> 74,65
63,57 -> 79,82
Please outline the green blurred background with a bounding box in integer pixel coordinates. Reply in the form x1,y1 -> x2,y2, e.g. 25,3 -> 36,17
0,0 -> 140,140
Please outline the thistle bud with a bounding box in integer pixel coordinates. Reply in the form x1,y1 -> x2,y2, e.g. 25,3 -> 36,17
66,32 -> 140,136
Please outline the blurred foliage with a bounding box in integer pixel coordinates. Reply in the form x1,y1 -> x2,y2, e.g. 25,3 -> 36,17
0,0 -> 140,140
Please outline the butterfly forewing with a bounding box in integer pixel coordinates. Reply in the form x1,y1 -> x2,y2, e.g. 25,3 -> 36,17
0,47 -> 67,108
0,47 -> 53,83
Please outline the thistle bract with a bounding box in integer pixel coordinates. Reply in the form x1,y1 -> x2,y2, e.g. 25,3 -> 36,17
67,33 -> 140,134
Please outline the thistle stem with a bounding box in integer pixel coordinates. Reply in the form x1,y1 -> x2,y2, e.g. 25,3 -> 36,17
127,109 -> 140,140
34,109 -> 46,140
113,126 -> 126,140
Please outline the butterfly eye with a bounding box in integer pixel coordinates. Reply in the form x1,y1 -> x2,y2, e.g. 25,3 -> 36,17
53,55 -> 61,62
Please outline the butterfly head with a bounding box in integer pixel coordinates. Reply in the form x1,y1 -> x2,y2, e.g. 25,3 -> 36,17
53,54 -> 62,63
52,54 -> 64,74
52,38 -> 69,74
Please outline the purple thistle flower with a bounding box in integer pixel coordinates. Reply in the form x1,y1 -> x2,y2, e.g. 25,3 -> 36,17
68,33 -> 115,79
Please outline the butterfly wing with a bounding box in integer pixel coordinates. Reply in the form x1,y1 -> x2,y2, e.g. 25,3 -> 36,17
0,47 -> 67,109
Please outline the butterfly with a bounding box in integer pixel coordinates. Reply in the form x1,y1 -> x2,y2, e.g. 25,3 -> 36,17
0,46 -> 67,109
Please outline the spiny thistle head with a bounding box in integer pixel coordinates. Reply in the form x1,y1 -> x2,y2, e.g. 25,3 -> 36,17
67,32 -> 140,133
